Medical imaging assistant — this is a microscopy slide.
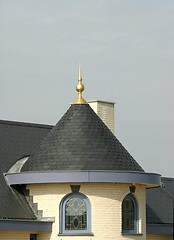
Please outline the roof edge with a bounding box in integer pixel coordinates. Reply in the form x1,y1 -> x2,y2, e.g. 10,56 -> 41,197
147,224 -> 173,235
5,171 -> 161,188
161,177 -> 174,181
0,219 -> 53,232
0,119 -> 53,129
88,100 -> 115,104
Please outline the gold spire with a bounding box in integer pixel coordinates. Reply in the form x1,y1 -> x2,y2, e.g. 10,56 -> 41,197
78,64 -> 82,81
72,65 -> 87,104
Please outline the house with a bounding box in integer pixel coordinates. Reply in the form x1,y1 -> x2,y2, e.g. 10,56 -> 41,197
0,69 -> 173,240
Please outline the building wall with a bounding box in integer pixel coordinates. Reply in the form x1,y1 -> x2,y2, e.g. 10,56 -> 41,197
0,231 -> 52,240
0,231 -> 29,240
28,182 -> 146,240
147,234 -> 172,240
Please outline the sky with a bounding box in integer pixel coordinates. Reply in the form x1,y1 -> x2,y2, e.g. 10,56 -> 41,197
1,0 -> 174,177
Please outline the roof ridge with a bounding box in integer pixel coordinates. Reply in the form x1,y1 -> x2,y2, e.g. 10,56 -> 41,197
161,177 -> 174,181
161,187 -> 173,199
0,120 -> 53,129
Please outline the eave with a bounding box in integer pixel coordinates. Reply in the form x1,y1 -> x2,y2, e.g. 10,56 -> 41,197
0,219 -> 53,232
147,224 -> 173,235
5,171 -> 161,188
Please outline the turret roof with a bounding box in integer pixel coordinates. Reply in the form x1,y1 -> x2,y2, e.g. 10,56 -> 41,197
22,104 -> 144,172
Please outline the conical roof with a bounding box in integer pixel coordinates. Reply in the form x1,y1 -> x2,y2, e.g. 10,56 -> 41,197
22,104 -> 144,172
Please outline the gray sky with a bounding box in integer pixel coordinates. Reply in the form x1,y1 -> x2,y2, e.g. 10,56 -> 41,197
1,0 -> 174,177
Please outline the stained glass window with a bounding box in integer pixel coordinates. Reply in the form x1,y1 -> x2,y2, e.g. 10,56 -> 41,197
60,193 -> 91,234
122,194 -> 138,233
65,197 -> 87,230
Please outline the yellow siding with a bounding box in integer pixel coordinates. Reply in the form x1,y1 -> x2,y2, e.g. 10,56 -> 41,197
0,231 -> 29,240
28,182 -> 146,240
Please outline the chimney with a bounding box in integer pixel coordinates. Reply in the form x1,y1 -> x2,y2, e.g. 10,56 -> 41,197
88,100 -> 115,134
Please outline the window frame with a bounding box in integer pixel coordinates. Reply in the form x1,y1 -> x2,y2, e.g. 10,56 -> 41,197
59,192 -> 91,235
122,194 -> 138,234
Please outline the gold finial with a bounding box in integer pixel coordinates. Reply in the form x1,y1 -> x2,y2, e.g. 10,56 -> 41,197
72,65 -> 87,104
78,64 -> 82,81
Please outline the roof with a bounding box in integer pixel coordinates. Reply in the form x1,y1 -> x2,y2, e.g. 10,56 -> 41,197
0,120 -> 53,172
21,104 -> 144,172
0,173 -> 36,220
146,177 -> 174,224
0,120 -> 52,219
0,117 -> 173,227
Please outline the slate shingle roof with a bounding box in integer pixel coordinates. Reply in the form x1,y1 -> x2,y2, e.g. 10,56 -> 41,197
0,120 -> 52,219
0,173 -> 36,220
22,104 -> 144,172
146,177 -> 174,224
0,116 -> 173,226
0,120 -> 52,172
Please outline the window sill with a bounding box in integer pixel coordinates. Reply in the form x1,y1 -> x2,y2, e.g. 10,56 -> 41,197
122,232 -> 143,236
59,233 -> 94,236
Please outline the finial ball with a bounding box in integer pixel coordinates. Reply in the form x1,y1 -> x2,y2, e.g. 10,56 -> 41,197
76,82 -> 84,93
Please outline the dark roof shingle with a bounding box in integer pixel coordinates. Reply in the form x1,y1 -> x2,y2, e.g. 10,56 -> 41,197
146,177 -> 174,224
22,104 -> 144,172
0,120 -> 52,219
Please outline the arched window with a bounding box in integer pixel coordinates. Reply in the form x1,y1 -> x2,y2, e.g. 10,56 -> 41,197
60,193 -> 91,235
122,194 -> 138,234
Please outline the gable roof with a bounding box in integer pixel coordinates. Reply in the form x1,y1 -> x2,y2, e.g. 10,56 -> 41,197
0,120 -> 52,220
21,104 -> 144,172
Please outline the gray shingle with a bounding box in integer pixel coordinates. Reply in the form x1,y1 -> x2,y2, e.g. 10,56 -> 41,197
22,104 -> 144,172
0,120 -> 52,219
146,177 -> 174,224
0,114 -> 173,226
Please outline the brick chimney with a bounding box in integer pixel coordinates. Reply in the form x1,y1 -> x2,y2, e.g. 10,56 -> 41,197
88,100 -> 115,134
